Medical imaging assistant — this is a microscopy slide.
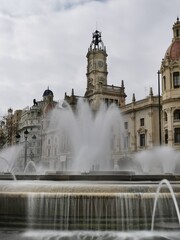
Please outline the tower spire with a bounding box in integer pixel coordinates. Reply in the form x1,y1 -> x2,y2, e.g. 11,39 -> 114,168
173,17 -> 180,40
89,30 -> 105,51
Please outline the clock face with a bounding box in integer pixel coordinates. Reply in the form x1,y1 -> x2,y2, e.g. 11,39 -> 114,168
98,60 -> 104,68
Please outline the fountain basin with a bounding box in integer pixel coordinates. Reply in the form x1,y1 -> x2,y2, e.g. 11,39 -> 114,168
0,180 -> 179,231
1,172 -> 180,181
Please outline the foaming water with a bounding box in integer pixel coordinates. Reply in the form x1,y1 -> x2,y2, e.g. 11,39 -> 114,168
24,161 -> 37,173
47,100 -> 180,174
0,230 -> 179,240
1,102 -> 180,175
0,145 -> 22,172
49,100 -> 123,172
134,146 -> 180,174
0,145 -> 23,180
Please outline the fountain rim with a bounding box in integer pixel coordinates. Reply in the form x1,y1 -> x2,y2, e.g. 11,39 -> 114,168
0,172 -> 180,181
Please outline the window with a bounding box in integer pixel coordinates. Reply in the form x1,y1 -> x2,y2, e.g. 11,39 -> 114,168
176,29 -> 179,37
140,118 -> 144,126
47,148 -> 50,157
114,99 -> 118,105
164,112 -> 168,122
174,128 -> 180,143
140,134 -> 145,147
173,72 -> 180,88
163,76 -> 166,90
124,122 -> 128,129
123,135 -> 129,149
104,98 -> 108,106
165,129 -> 168,144
174,109 -> 180,121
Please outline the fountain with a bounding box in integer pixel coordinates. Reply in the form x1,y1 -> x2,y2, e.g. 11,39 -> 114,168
47,100 -> 124,172
0,180 -> 179,239
0,145 -> 23,180
134,147 -> 180,174
0,100 -> 180,239
24,160 -> 37,174
151,179 -> 180,230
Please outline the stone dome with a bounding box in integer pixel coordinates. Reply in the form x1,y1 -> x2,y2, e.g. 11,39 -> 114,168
43,88 -> 53,97
165,40 -> 180,60
164,18 -> 180,61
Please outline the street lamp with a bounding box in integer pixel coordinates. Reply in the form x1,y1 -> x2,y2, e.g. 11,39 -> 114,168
31,134 -> 36,162
32,135 -> 36,141
16,133 -> 20,143
157,70 -> 162,145
16,131 -> 37,170
24,129 -> 29,170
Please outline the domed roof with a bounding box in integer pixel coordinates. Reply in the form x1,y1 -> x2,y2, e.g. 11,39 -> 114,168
164,18 -> 180,61
165,40 -> 180,60
43,88 -> 53,97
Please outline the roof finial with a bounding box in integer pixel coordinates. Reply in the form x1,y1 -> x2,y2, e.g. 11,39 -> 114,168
149,87 -> 153,96
121,80 -> 124,88
96,21 -> 98,31
132,93 -> 136,102
89,29 -> 105,51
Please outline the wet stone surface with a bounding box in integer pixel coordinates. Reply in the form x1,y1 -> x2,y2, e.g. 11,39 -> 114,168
0,229 -> 180,240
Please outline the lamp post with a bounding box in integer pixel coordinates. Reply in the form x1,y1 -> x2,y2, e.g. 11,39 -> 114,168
157,70 -> 162,145
0,119 -> 5,149
16,131 -> 37,170
32,134 -> 36,141
16,133 -> 20,143
24,129 -> 29,170
31,134 -> 36,161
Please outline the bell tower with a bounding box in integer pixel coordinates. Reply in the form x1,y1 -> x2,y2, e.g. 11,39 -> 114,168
85,30 -> 108,99
85,30 -> 126,110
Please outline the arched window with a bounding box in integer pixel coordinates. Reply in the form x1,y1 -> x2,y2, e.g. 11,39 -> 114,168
174,128 -> 180,143
140,133 -> 145,147
174,109 -> 180,121
173,72 -> 180,88
163,76 -> 166,90
164,112 -> 168,122
176,29 -> 179,37
165,129 -> 168,144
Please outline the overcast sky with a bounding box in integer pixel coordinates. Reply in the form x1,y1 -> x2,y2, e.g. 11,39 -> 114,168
0,0 -> 179,116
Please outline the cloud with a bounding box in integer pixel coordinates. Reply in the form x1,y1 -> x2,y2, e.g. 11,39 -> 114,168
0,0 -> 179,116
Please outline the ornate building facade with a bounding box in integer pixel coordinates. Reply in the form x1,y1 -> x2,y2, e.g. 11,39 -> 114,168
161,18 -> 180,149
0,18 -> 180,171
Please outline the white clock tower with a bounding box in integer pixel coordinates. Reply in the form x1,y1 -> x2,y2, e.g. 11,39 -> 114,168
85,30 -> 108,97
85,30 -> 126,110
